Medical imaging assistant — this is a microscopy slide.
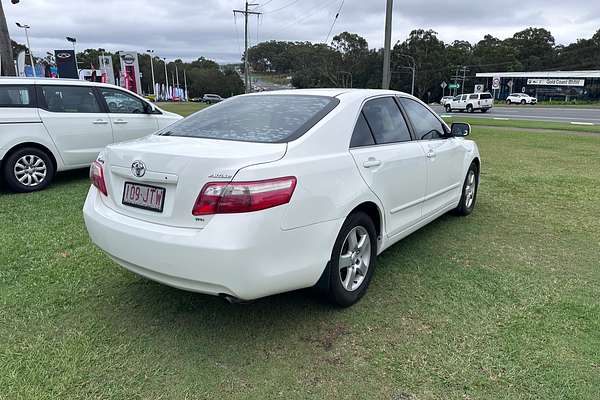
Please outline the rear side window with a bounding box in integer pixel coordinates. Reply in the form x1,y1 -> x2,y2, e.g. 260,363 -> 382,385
0,85 -> 34,107
350,113 -> 375,147
399,98 -> 446,140
361,97 -> 411,144
469,94 -> 478,100
480,93 -> 493,99
162,95 -> 339,143
41,85 -> 102,113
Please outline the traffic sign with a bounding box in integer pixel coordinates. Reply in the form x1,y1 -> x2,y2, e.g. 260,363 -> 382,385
507,80 -> 514,88
440,81 -> 447,89
448,83 -> 460,89
492,76 -> 501,90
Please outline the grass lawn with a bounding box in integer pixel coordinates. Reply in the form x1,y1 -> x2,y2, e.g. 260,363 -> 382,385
157,101 -> 208,117
442,115 -> 600,134
1,119 -> 599,399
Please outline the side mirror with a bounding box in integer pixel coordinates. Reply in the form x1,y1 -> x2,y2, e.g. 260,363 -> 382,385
451,122 -> 471,137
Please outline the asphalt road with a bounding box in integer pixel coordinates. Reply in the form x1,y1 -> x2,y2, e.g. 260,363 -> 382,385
430,105 -> 600,124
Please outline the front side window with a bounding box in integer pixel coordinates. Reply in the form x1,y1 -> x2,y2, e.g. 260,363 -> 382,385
41,85 -> 101,113
100,88 -> 146,114
399,98 -> 446,141
0,85 -> 34,107
161,95 -> 338,143
361,97 -> 411,144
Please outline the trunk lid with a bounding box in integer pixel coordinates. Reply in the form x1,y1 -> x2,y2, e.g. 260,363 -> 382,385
101,135 -> 287,228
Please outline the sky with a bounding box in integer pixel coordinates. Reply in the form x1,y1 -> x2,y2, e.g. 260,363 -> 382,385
4,0 -> 600,64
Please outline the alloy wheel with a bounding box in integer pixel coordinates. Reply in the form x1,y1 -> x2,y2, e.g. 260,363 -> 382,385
464,169 -> 476,208
14,155 -> 47,187
338,226 -> 371,292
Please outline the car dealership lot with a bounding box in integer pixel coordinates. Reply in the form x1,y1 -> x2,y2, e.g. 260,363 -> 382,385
1,106 -> 599,399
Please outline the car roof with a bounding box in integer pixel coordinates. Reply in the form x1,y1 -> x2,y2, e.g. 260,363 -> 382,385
0,77 -> 125,90
245,88 -> 416,102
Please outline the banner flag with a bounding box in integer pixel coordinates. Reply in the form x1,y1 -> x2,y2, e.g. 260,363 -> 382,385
16,51 -> 26,77
54,50 -> 78,79
99,56 -> 115,85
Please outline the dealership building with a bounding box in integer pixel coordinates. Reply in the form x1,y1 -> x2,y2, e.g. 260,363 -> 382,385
476,71 -> 600,101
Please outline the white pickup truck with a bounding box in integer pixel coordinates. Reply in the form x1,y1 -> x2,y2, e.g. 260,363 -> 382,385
446,93 -> 494,113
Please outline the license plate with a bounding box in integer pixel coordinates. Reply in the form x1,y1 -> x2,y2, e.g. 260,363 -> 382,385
122,182 -> 165,212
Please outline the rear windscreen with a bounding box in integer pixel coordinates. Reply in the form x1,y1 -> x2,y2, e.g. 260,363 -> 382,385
161,95 -> 339,143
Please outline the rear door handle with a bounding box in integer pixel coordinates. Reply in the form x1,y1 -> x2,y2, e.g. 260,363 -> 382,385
93,119 -> 108,125
363,158 -> 382,168
113,119 -> 128,124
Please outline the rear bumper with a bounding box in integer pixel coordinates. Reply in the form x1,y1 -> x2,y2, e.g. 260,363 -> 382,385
83,187 -> 341,300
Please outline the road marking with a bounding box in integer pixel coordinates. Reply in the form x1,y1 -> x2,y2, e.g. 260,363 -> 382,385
493,117 -> 509,120
570,122 -> 594,126
441,114 -> 453,118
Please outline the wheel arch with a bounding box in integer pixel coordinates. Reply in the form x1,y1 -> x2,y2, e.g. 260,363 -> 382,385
348,201 -> 383,242
2,142 -> 59,175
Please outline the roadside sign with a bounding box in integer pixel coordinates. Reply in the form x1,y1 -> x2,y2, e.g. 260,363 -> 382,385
507,80 -> 514,90
492,76 -> 501,90
448,83 -> 460,89
474,84 -> 484,93
440,81 -> 447,89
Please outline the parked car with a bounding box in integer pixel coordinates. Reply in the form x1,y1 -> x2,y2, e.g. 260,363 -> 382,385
0,78 -> 182,192
446,92 -> 494,113
202,94 -> 223,104
440,96 -> 454,106
506,93 -> 537,105
84,89 -> 480,307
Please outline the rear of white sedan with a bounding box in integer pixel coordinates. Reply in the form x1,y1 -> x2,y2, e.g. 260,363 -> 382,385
84,89 -> 480,306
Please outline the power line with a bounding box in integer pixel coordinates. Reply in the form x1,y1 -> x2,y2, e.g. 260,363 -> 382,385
262,0 -> 301,14
274,0 -> 340,36
324,0 -> 345,44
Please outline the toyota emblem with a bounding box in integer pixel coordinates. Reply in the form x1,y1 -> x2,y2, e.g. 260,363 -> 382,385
131,160 -> 146,178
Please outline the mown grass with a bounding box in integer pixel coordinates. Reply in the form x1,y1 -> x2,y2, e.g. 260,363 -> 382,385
1,121 -> 599,399
157,102 -> 208,117
442,115 -> 600,133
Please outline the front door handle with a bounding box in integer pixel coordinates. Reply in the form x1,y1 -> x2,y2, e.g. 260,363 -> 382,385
93,119 -> 108,125
363,158 -> 382,168
113,119 -> 128,124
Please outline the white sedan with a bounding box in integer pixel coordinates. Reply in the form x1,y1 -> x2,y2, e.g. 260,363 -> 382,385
83,89 -> 481,307
506,93 -> 537,105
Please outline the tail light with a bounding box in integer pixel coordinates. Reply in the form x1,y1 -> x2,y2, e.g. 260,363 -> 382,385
90,160 -> 108,196
192,176 -> 297,216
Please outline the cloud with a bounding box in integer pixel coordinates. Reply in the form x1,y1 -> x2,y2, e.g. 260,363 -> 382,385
4,0 -> 600,64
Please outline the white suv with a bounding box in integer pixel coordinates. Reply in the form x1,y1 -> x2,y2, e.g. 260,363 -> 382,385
506,93 -> 537,105
0,78 -> 182,192
446,93 -> 494,113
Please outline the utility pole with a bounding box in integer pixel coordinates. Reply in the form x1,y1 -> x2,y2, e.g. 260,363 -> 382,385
382,0 -> 393,89
0,0 -> 17,76
453,67 -> 460,96
233,2 -> 261,93
461,66 -> 469,95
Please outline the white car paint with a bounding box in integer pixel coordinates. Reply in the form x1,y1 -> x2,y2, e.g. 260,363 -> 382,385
0,78 -> 181,175
83,89 -> 480,302
447,93 -> 494,113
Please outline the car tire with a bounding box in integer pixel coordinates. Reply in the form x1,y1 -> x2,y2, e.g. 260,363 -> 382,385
454,163 -> 479,216
467,104 -> 474,113
325,211 -> 378,307
2,147 -> 55,193
481,108 -> 489,113
506,100 -> 512,105
521,99 -> 526,105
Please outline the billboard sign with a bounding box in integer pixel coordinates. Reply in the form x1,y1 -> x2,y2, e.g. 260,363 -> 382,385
119,51 -> 142,95
474,84 -> 484,93
492,76 -> 501,90
527,78 -> 585,87
54,50 -> 78,79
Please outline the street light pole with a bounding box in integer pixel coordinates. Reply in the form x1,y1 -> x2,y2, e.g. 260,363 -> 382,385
147,50 -> 156,97
399,53 -> 416,96
16,22 -> 35,77
382,0 -> 393,89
